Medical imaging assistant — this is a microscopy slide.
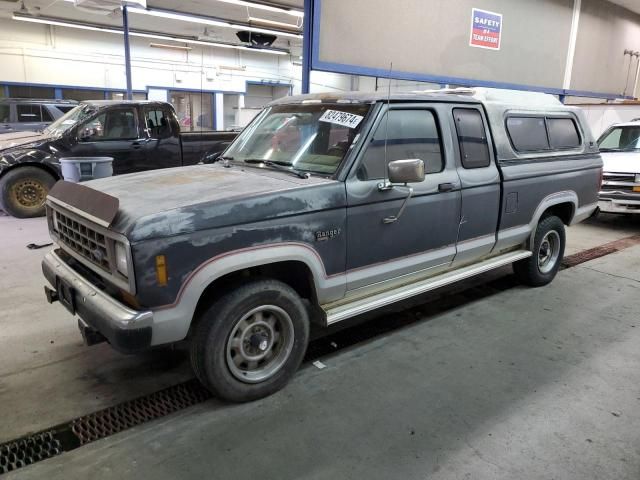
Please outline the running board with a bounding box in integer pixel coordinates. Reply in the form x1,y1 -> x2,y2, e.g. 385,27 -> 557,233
323,250 -> 532,325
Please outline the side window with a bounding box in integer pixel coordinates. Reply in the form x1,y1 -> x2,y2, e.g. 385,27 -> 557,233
506,117 -> 549,152
17,104 -> 43,123
145,108 -> 173,139
0,105 -> 9,123
453,108 -> 491,168
83,108 -> 137,141
547,118 -> 580,149
358,109 -> 443,180
41,106 -> 54,122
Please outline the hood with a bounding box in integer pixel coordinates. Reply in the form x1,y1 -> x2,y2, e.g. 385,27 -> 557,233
85,164 -> 342,240
601,151 -> 640,174
0,131 -> 52,150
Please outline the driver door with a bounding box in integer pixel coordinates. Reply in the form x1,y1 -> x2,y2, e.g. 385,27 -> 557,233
345,104 -> 461,291
70,107 -> 146,175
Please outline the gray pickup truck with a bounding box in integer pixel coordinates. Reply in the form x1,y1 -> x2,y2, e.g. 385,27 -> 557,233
41,88 -> 601,402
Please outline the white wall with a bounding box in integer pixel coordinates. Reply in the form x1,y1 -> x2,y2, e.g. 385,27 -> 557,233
0,18 -> 297,95
573,103 -> 640,137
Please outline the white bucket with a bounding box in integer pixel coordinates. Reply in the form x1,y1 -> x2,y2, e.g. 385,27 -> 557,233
59,157 -> 113,183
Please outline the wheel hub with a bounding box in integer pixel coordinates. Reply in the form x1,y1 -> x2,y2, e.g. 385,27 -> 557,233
226,305 -> 295,384
11,179 -> 47,209
538,230 -> 561,274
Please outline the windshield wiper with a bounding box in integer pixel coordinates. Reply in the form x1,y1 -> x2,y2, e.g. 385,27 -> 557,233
243,159 -> 310,179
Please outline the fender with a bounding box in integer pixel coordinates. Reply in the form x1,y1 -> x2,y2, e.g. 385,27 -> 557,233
150,242 -> 346,346
0,147 -> 61,179
526,190 -> 577,248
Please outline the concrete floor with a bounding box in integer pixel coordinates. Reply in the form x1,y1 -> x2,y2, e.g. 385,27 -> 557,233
1,213 -> 640,479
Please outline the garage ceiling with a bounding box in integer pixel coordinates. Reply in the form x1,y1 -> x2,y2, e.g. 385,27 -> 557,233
608,0 -> 640,15
1,0 -> 304,53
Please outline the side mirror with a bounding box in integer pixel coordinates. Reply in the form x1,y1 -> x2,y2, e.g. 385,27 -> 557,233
79,127 -> 96,141
387,159 -> 425,184
201,151 -> 222,164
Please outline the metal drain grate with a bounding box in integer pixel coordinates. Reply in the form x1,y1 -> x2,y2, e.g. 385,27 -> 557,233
562,235 -> 640,268
0,380 -> 211,476
0,431 -> 61,475
71,380 -> 211,445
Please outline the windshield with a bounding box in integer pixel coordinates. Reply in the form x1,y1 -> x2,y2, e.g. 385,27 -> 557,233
598,126 -> 640,151
43,104 -> 99,136
223,103 -> 372,175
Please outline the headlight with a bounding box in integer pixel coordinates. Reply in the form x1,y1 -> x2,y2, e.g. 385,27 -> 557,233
635,174 -> 640,183
115,242 -> 129,277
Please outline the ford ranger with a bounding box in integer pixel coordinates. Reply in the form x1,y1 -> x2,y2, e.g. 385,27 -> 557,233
41,88 -> 602,402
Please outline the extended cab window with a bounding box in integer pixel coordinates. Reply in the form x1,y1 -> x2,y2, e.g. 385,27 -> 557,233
547,118 -> 580,148
453,108 -> 490,168
358,109 -> 443,180
145,108 -> 173,139
17,104 -> 43,123
506,117 -> 549,151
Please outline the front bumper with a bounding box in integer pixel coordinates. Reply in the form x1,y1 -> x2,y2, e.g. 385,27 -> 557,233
42,250 -> 153,353
598,196 -> 640,214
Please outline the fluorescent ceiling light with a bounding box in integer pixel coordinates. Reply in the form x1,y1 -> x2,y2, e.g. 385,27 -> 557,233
127,6 -> 302,39
210,0 -> 303,18
248,16 -> 301,30
12,14 -> 288,55
149,42 -> 192,51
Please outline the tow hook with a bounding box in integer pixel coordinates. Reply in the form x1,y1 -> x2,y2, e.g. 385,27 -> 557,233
44,286 -> 59,304
78,318 -> 107,346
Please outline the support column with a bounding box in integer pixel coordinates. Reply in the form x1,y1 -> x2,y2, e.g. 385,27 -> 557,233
122,4 -> 133,100
301,0 -> 312,94
562,0 -> 581,91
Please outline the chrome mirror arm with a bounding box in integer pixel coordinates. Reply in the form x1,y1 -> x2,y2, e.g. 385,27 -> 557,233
383,185 -> 413,224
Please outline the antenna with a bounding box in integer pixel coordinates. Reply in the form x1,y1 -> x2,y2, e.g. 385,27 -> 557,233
382,62 -> 393,189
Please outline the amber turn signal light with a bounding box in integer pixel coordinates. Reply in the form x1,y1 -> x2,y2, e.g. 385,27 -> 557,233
155,255 -> 168,286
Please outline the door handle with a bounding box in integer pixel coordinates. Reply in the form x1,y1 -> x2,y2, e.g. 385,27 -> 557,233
438,182 -> 455,192
131,142 -> 143,149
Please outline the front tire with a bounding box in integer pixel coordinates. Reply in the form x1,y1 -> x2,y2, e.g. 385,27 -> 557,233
513,215 -> 566,287
0,167 -> 56,218
190,279 -> 310,402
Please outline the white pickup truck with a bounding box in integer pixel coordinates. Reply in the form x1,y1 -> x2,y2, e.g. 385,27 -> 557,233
598,120 -> 640,214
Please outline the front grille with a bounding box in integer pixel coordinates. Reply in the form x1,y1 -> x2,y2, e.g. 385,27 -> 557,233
52,209 -> 111,272
603,173 -> 634,182
601,184 -> 633,192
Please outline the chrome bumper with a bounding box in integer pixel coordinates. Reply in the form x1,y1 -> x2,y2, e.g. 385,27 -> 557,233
42,250 -> 153,353
598,197 -> 640,214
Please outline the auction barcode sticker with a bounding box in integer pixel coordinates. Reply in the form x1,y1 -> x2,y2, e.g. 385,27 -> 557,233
319,109 -> 364,128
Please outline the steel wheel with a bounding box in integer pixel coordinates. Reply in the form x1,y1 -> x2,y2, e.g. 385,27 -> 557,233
538,230 -> 561,274
10,178 -> 47,209
225,305 -> 295,384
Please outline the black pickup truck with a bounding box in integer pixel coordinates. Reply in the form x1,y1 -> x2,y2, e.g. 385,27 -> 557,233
0,100 -> 237,218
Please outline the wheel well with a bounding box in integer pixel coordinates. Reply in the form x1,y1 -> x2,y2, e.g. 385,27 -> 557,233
541,202 -> 574,225
0,162 -> 60,181
192,260 -> 317,321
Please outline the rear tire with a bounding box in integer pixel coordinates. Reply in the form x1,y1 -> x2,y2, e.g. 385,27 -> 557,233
513,215 -> 565,287
0,167 -> 56,218
190,279 -> 310,402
